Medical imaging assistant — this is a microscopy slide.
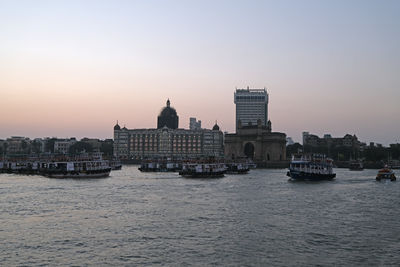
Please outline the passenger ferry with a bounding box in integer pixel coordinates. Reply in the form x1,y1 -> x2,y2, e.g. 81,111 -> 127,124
376,167 -> 396,181
40,153 -> 111,178
179,162 -> 227,178
287,154 -> 336,180
1,152 -> 112,178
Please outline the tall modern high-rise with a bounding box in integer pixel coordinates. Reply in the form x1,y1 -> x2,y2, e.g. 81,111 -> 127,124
234,87 -> 269,131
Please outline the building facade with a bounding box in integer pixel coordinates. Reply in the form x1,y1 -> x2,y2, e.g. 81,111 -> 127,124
5,136 -> 33,154
54,138 -> 77,154
189,117 -> 201,130
303,132 -> 361,149
113,126 -> 224,160
234,87 -> 269,131
225,120 -> 286,165
114,101 -> 224,160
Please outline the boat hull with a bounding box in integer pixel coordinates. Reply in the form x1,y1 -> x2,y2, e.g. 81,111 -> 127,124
42,169 -> 111,179
139,167 -> 180,172
226,169 -> 249,174
179,170 -> 225,178
287,170 -> 336,180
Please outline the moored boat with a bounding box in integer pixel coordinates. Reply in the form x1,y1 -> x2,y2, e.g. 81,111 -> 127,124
179,162 -> 227,178
349,160 -> 364,171
287,154 -> 336,181
225,162 -> 250,174
109,159 -> 122,170
376,167 -> 396,181
138,160 -> 181,172
40,160 -> 111,178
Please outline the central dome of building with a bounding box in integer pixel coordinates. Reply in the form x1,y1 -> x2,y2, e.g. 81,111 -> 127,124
157,99 -> 179,129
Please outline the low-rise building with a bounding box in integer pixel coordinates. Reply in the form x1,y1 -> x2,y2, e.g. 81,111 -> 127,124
54,138 -> 77,154
6,136 -> 31,154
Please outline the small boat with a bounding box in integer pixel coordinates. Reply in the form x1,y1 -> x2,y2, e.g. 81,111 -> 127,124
349,161 -> 364,171
225,162 -> 250,174
387,160 -> 400,170
109,159 -> 122,170
247,159 -> 257,169
376,167 -> 396,181
179,162 -> 227,178
287,154 -> 336,181
138,160 -> 181,172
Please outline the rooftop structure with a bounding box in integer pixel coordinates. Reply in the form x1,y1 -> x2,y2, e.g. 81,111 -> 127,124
157,99 -> 179,129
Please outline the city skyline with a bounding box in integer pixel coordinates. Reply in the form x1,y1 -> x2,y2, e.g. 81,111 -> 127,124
1,1 -> 399,145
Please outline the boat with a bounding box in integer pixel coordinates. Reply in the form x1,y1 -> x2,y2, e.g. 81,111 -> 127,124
225,162 -> 250,174
247,159 -> 257,169
349,160 -> 364,171
287,154 -> 336,180
138,159 -> 181,172
109,159 -> 122,170
387,160 -> 400,170
179,162 -> 227,178
376,167 -> 396,181
40,159 -> 111,178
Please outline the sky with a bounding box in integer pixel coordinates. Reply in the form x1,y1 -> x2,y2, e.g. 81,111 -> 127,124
1,0 -> 399,145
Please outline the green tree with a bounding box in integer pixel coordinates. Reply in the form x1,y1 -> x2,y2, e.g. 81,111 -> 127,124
20,140 -> 31,154
31,140 -> 42,154
69,142 -> 93,155
100,141 -> 113,157
286,143 -> 303,157
45,138 -> 57,153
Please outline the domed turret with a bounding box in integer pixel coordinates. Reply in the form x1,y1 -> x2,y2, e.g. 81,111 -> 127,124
157,99 -> 179,129
114,121 -> 121,130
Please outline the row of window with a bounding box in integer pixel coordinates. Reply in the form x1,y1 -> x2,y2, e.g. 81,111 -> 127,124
235,95 -> 266,101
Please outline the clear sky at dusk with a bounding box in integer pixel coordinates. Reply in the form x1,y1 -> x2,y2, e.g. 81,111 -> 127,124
1,0 -> 399,145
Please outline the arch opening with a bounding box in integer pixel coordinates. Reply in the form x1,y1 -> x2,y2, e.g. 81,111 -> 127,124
244,142 -> 255,159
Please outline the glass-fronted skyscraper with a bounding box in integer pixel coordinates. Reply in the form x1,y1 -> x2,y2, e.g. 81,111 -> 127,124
234,87 -> 269,131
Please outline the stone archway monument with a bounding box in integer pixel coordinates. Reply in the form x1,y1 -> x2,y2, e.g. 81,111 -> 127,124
224,120 -> 287,167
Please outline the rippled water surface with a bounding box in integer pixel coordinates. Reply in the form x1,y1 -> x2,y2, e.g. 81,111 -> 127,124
1,167 -> 399,266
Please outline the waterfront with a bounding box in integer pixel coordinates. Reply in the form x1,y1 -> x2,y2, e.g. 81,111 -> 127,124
0,167 -> 399,266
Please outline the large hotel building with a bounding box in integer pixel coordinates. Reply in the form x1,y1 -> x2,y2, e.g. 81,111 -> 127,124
113,100 -> 224,160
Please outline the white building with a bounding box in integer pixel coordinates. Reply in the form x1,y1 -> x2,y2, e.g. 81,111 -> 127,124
54,138 -> 77,154
234,87 -> 269,131
189,117 -> 201,130
113,123 -> 224,160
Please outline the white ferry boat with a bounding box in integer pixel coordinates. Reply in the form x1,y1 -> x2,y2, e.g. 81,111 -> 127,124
40,159 -> 111,178
287,154 -> 336,181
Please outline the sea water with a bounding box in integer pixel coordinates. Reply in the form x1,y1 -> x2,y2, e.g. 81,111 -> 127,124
0,167 -> 399,266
